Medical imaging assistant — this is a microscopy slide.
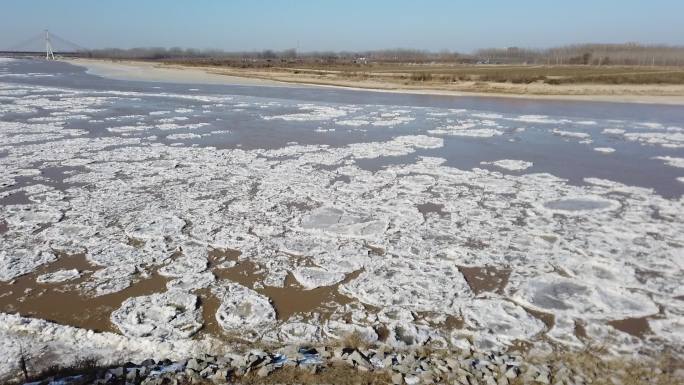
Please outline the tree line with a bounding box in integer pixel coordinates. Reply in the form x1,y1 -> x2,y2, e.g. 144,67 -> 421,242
83,43 -> 684,66
475,44 -> 684,66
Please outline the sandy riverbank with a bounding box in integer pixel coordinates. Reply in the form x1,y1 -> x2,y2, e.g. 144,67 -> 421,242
67,58 -> 684,105
66,58 -> 290,87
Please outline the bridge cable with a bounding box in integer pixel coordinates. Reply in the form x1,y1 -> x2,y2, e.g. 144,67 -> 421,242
6,32 -> 45,51
49,32 -> 89,52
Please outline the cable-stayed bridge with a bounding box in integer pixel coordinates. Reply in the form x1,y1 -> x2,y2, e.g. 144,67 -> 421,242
1,30 -> 88,59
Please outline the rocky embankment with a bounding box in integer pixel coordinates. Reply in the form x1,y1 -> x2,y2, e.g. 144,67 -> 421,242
22,345 -> 683,385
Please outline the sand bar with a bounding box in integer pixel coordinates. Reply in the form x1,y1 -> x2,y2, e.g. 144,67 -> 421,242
66,58 -> 291,87
66,58 -> 684,105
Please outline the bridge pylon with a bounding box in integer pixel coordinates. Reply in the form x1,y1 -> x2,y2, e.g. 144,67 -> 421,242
45,29 -> 55,60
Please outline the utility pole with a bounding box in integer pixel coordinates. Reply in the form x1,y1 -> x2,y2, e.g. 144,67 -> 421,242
45,29 -> 55,60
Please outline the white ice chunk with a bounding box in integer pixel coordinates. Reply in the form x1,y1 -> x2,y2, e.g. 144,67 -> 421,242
166,271 -> 215,291
300,206 -> 387,238
602,128 -> 625,135
166,133 -> 201,140
277,321 -> 322,344
293,267 -> 346,289
649,317 -> 684,346
36,269 -> 81,283
264,104 -> 348,121
124,213 -> 186,240
429,127 -> 503,137
514,275 -> 658,321
0,250 -> 56,282
552,129 -> 591,139
213,283 -> 276,338
323,320 -> 378,343
158,257 -> 208,277
462,299 -> 544,350
653,156 -> 684,168
111,290 -> 202,340
539,196 -> 619,214
480,159 -> 533,171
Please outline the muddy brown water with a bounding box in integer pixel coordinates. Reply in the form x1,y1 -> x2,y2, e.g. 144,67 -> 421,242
0,191 -> 31,206
0,253 -> 169,333
197,288 -> 224,337
458,266 -> 511,295
607,317 -> 653,339
0,245 -> 365,339
416,202 -> 447,219
2,245 -> 555,344
415,311 -> 465,331
520,305 -> 555,330
1,245 -> 525,344
574,319 -> 589,340
212,254 -> 360,320
262,272 -> 360,321
202,248 -> 362,337
0,244 -> 518,341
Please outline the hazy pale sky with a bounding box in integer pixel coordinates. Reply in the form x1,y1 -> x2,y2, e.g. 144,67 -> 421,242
2,0 -> 683,52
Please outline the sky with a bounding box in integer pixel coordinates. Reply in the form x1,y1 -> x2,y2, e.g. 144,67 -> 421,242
2,0 -> 684,53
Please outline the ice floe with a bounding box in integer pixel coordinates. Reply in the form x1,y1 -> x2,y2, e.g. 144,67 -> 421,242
461,299 -> 545,350
480,159 -> 533,171
84,264 -> 137,296
0,250 -> 56,282
512,115 -> 569,124
336,119 -> 370,127
292,267 -> 346,289
513,274 -> 659,333
300,206 -> 387,238
654,156 -> 684,168
429,127 -> 503,137
427,119 -> 504,137
552,129 -> 591,139
345,135 -> 443,159
594,147 -> 616,153
213,283 -> 276,339
264,104 -> 348,121
602,128 -> 625,135
36,269 -> 81,283
166,133 -> 202,140
624,132 -> 684,148
166,272 -> 216,291
540,196 -> 619,214
111,290 -> 203,339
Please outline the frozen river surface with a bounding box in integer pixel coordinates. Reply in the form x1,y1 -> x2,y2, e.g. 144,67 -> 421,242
0,58 -> 683,373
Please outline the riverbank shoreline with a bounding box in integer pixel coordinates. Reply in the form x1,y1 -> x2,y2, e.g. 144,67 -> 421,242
3,312 -> 682,385
65,58 -> 684,105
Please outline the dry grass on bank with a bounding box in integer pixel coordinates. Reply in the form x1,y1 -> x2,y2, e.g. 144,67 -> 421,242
240,366 -> 392,385
164,60 -> 684,86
